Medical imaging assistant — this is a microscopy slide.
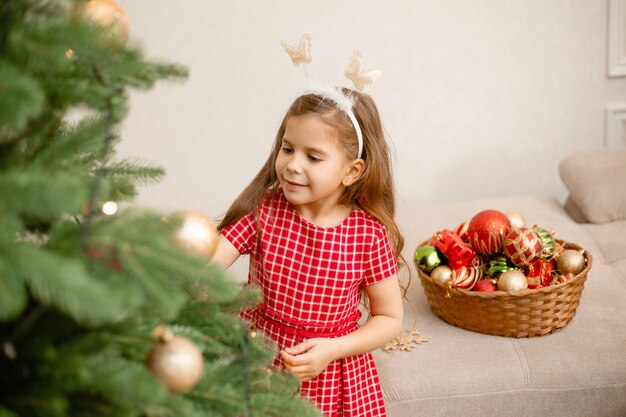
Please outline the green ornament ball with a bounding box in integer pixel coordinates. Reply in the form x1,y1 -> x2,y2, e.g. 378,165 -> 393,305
414,245 -> 441,273
534,227 -> 557,260
485,255 -> 518,277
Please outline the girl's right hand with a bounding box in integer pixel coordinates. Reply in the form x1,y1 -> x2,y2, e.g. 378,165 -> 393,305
280,338 -> 339,382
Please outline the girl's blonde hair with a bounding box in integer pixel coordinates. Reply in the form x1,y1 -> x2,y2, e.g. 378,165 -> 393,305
219,89 -> 407,280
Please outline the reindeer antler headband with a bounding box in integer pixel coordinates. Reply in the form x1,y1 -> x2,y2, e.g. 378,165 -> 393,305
281,33 -> 381,160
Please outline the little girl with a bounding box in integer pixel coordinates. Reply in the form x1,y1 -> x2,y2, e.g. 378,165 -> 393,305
212,87 -> 405,417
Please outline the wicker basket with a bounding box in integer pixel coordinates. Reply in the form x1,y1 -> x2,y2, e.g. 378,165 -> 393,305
416,240 -> 592,337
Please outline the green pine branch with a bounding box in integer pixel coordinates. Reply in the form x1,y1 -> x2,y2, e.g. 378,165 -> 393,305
0,1 -> 321,416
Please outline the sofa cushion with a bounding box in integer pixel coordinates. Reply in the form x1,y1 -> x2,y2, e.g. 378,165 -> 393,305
583,220 -> 626,264
558,149 -> 626,224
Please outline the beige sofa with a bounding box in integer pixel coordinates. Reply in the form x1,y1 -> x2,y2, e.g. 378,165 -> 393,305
373,149 -> 626,417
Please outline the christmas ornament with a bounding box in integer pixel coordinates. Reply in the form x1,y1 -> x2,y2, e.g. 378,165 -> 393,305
147,326 -> 204,393
505,211 -> 526,230
414,245 -> 441,273
497,270 -> 528,292
451,266 -> 482,290
455,220 -> 470,242
430,265 -> 452,287
553,241 -> 566,259
525,259 -> 555,288
552,273 -> 575,285
556,249 -> 586,276
84,246 -> 122,270
473,278 -> 498,292
174,210 -> 218,259
503,227 -> 543,267
484,255 -> 518,278
534,227 -> 557,259
382,328 -> 428,352
430,230 -> 478,269
71,0 -> 129,44
466,210 -> 511,256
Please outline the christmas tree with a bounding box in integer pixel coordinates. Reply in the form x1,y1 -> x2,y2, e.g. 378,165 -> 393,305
0,1 -> 319,416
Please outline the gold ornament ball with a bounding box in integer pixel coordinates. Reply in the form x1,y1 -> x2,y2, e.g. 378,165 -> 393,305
174,210 -> 218,259
497,270 -> 528,292
147,327 -> 204,393
505,211 -> 526,230
430,265 -> 452,287
71,0 -> 129,44
556,249 -> 585,275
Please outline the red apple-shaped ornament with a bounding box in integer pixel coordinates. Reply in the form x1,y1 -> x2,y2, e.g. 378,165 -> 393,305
467,210 -> 511,256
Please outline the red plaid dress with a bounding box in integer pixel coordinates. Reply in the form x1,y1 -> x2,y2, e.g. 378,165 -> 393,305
221,190 -> 398,417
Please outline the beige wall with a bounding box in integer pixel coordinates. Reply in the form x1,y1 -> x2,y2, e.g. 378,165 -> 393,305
117,0 -> 626,218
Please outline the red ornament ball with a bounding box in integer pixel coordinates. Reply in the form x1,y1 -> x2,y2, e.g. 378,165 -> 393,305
467,210 -> 512,256
473,279 -> 498,292
503,227 -> 543,267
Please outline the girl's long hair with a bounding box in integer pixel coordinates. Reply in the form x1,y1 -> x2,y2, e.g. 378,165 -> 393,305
218,89 -> 407,287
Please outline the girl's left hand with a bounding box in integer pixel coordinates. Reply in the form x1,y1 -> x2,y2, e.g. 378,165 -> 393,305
279,338 -> 339,382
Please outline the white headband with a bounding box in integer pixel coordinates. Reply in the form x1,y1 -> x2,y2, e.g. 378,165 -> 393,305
302,82 -> 363,159
281,34 -> 381,160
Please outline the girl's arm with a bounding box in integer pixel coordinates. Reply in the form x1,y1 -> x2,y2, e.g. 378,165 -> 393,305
280,275 -> 403,381
211,234 -> 241,269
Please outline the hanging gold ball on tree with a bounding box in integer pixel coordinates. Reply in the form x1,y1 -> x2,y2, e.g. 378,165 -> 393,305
556,249 -> 585,275
174,210 -> 218,259
146,326 -> 204,393
71,0 -> 129,44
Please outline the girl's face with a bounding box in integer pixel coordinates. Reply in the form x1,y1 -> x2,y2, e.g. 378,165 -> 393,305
275,114 -> 355,216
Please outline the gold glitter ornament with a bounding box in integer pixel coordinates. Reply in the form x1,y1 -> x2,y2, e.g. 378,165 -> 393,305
497,270 -> 528,292
556,249 -> 586,275
430,265 -> 452,287
147,326 -> 204,393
